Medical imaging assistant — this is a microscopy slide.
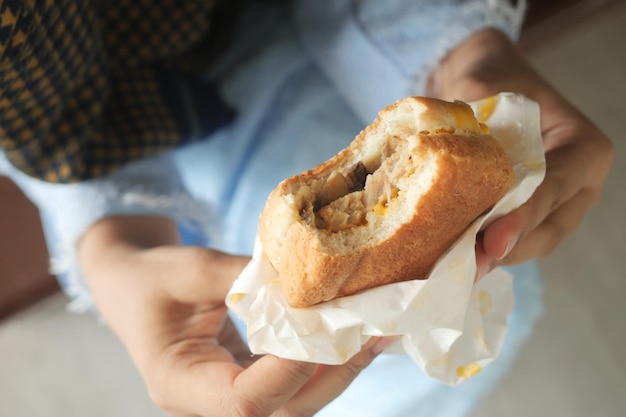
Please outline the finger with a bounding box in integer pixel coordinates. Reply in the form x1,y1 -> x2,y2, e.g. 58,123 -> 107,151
277,337 -> 396,417
153,339 -> 387,417
145,345 -> 245,416
481,142 -> 590,262
476,190 -> 591,281
232,356 -> 317,417
474,237 -> 491,282
498,189 -> 597,265
481,207 -> 526,262
218,317 -> 255,367
148,344 -> 314,417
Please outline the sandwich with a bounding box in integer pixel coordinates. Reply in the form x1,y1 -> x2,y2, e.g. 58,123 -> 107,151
259,96 -> 515,308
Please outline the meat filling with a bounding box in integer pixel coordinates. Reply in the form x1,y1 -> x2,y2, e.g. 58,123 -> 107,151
308,136 -> 408,233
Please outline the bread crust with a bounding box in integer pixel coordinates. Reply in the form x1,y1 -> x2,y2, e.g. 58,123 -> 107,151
259,97 -> 515,308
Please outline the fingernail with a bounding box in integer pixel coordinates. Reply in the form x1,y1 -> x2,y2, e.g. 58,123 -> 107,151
497,236 -> 519,260
373,337 -> 397,354
475,263 -> 492,283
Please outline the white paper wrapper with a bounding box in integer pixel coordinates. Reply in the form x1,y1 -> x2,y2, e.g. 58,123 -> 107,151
226,93 -> 546,386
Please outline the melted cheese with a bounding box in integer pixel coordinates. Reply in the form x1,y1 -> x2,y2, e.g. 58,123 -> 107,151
449,102 -> 483,134
476,95 -> 499,123
373,202 -> 388,216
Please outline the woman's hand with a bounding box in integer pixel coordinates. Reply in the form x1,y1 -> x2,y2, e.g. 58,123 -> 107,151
475,108 -> 613,276
79,216 -> 392,417
430,29 -> 614,278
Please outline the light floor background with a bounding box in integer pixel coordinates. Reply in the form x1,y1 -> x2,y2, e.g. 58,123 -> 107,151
1,2 -> 625,416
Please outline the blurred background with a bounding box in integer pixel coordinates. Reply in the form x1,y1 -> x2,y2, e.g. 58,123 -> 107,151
1,1 -> 624,416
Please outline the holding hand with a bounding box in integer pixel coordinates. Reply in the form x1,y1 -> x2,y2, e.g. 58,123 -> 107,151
430,29 -> 614,278
477,102 -> 613,275
80,216 -> 393,417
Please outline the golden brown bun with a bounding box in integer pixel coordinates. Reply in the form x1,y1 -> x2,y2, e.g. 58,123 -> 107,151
259,97 -> 515,308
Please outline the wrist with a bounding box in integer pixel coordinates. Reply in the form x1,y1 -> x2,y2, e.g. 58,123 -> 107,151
78,215 -> 180,312
428,29 -> 548,102
428,28 -> 589,141
79,215 -> 179,268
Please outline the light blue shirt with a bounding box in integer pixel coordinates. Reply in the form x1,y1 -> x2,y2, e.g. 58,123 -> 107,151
1,1 -> 542,415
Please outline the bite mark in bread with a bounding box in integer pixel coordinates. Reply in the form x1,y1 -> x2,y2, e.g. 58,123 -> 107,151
259,97 -> 515,308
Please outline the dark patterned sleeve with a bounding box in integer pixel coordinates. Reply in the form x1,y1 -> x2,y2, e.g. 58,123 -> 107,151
0,0 -> 235,183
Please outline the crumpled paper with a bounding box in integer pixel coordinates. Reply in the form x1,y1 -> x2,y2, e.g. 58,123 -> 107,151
226,93 -> 545,386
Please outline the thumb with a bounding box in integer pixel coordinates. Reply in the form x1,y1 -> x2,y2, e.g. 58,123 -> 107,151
475,209 -> 525,282
233,356 -> 317,416
482,209 -> 525,262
